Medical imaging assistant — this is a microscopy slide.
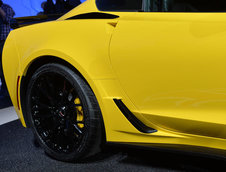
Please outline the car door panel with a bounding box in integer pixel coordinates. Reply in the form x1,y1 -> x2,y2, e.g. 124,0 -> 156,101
110,13 -> 226,138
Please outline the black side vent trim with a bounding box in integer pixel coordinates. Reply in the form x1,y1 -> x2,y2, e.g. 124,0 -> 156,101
67,12 -> 119,20
113,99 -> 157,134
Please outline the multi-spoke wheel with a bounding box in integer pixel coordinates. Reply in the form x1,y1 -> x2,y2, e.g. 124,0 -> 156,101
26,63 -> 104,161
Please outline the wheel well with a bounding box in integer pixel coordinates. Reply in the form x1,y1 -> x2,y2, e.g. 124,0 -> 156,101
20,56 -> 88,127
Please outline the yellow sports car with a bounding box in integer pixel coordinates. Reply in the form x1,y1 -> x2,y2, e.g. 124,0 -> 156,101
3,0 -> 226,161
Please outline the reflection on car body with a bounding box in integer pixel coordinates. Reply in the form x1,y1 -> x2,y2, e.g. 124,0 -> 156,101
3,0 -> 226,161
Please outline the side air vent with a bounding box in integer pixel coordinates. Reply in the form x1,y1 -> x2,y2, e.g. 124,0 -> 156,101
113,99 -> 157,134
67,12 -> 119,20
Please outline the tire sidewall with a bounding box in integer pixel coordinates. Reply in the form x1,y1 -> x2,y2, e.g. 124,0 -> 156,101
26,63 -> 101,161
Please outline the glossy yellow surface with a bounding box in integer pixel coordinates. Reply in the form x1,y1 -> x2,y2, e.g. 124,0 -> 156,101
3,0 -> 226,156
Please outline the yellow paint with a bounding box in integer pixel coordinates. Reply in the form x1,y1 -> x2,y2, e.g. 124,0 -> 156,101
3,0 -> 226,155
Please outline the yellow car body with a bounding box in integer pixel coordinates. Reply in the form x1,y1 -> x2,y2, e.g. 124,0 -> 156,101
3,0 -> 226,157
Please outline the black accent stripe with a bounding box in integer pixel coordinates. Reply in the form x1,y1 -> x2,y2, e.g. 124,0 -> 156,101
113,99 -> 157,134
66,12 -> 119,20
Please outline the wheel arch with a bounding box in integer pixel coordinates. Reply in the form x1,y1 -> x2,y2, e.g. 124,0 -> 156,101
20,56 -> 104,130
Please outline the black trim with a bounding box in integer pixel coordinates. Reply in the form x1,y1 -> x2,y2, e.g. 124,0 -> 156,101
107,142 -> 226,160
11,14 -> 63,29
113,99 -> 157,134
66,12 -> 119,20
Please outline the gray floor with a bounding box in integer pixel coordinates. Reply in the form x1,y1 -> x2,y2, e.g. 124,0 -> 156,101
1,108 -> 226,172
0,107 -> 18,125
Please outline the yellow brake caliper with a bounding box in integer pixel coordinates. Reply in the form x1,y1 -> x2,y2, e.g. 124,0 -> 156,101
74,97 -> 84,128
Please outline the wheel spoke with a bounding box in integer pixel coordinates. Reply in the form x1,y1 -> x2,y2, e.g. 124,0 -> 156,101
73,124 -> 82,135
68,103 -> 82,110
33,103 -> 52,111
39,113 -> 54,120
44,75 -> 56,96
36,83 -> 54,104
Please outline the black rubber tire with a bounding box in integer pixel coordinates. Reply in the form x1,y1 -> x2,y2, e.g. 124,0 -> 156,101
26,63 -> 104,162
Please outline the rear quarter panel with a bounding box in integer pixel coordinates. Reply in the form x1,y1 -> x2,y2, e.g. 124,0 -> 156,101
3,18 -> 118,127
15,20 -> 116,80
2,32 -> 21,116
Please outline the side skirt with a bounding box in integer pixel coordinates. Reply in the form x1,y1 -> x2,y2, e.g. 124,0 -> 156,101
113,99 -> 157,134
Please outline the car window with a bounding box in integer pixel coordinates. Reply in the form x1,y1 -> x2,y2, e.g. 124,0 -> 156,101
154,0 -> 226,12
96,0 -> 143,12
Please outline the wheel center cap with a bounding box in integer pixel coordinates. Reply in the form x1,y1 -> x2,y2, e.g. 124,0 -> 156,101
56,106 -> 66,117
59,111 -> 65,117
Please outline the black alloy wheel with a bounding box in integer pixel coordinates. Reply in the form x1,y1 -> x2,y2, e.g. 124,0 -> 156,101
26,63 -> 104,162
